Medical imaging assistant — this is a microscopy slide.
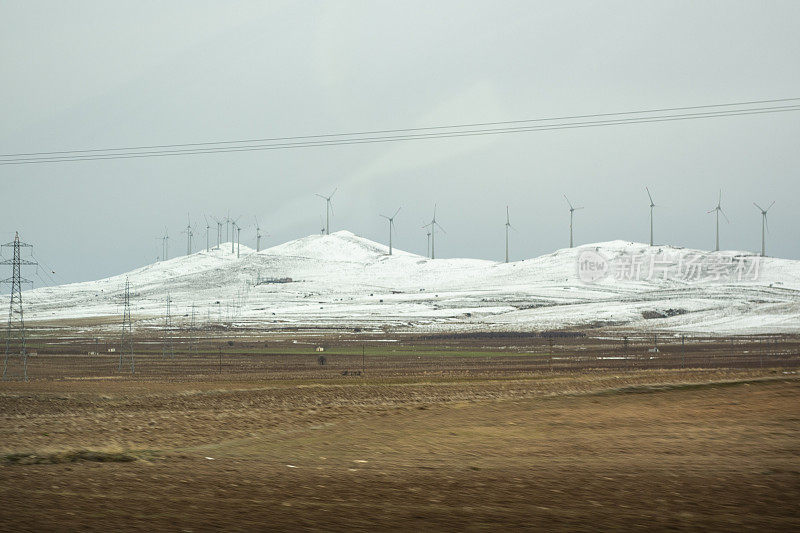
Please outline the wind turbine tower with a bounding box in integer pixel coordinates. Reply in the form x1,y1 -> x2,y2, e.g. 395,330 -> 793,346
225,210 -> 231,242
425,229 -> 431,258
183,214 -> 193,255
753,201 -> 775,257
204,216 -> 210,252
254,216 -> 262,252
213,217 -> 222,250
236,226 -> 242,258
707,190 -> 728,252
504,206 -> 516,263
380,207 -> 401,255
229,216 -> 241,254
422,205 -> 445,259
563,195 -> 584,248
162,228 -> 169,260
646,187 -> 657,246
316,188 -> 337,235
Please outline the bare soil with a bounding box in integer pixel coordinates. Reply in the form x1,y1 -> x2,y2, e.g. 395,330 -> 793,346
1,360 -> 799,531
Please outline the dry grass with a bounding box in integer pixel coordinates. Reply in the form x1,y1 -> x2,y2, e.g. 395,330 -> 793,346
0,367 -> 799,530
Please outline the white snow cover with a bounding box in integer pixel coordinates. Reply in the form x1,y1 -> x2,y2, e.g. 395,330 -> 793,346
20,230 -> 800,335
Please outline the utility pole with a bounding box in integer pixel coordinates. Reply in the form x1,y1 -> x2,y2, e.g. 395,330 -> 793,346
119,277 -> 134,373
2,232 -> 36,381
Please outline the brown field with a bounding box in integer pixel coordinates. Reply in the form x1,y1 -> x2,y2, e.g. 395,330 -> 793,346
1,333 -> 799,531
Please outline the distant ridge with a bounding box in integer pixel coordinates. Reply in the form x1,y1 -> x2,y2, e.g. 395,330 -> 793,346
19,230 -> 800,335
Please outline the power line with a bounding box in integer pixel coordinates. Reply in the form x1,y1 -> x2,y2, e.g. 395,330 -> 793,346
3,96 -> 798,159
4,104 -> 799,164
2,100 -> 799,165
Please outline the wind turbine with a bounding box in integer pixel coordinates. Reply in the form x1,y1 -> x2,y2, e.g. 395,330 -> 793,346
422,205 -> 445,259
211,216 -> 222,250
162,228 -> 169,260
425,228 -> 431,258
563,195 -> 584,248
316,187 -> 337,235
229,215 -> 242,254
254,216 -> 262,252
753,201 -> 775,257
203,215 -> 210,252
225,210 -> 231,242
380,207 -> 401,255
504,206 -> 516,263
707,189 -> 728,252
646,187 -> 657,246
182,214 -> 194,255
236,225 -> 242,257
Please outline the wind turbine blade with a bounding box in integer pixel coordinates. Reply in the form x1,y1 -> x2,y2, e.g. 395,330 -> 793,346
753,202 -> 764,212
720,208 -> 730,223
315,193 -> 326,199
767,201 -> 775,211
436,221 -> 446,234
380,214 -> 390,220
646,187 -> 654,204
393,207 -> 401,219
718,189 -> 722,205
765,213 -> 770,233
330,187 -> 337,199
575,206 -> 585,211
563,194 -> 573,210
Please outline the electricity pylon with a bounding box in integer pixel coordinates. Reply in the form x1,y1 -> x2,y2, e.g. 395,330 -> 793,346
162,292 -> 174,358
119,277 -> 134,373
2,232 -> 37,381
188,303 -> 197,353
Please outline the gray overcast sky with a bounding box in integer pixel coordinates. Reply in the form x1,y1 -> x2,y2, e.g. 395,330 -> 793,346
1,0 -> 799,285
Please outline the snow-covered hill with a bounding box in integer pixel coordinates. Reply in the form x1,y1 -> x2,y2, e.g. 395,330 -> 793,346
22,230 -> 800,335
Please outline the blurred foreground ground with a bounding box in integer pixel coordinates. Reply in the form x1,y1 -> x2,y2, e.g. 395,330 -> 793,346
1,366 -> 799,531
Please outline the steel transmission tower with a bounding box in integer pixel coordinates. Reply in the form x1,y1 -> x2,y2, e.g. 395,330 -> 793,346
119,278 -> 135,373
2,232 -> 37,381
188,303 -> 197,353
162,292 -> 174,358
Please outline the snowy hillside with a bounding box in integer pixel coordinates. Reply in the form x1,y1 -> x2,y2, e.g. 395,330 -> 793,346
22,230 -> 800,335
